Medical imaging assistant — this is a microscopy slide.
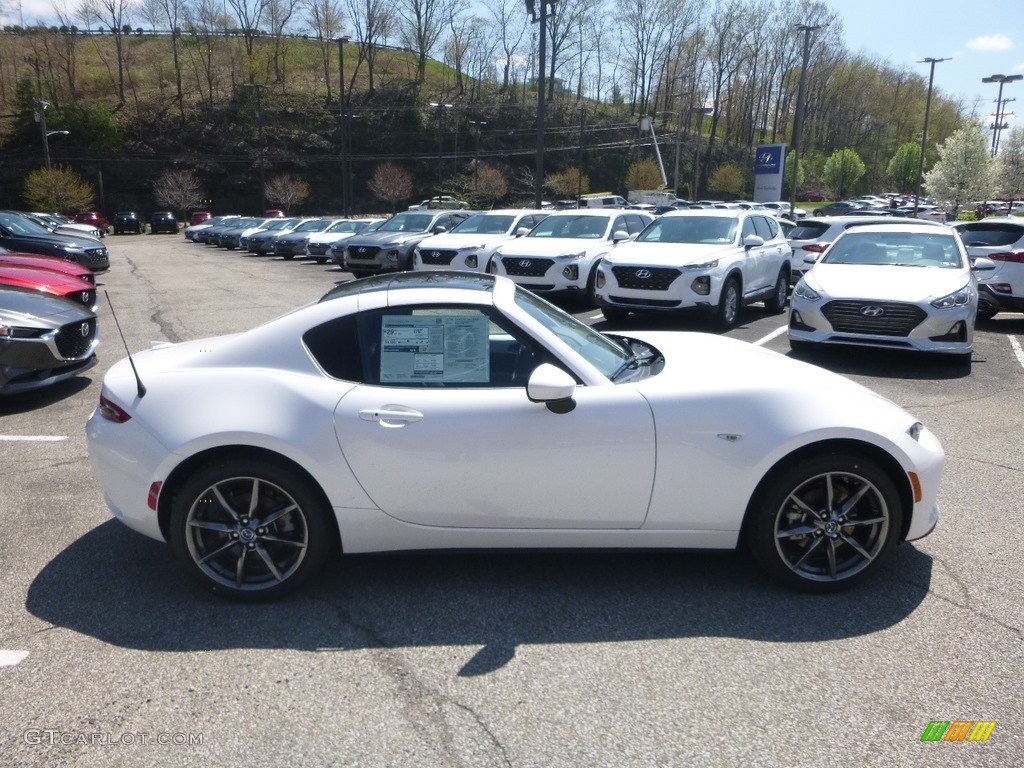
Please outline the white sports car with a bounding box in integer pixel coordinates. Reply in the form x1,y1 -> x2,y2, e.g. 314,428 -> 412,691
87,272 -> 944,600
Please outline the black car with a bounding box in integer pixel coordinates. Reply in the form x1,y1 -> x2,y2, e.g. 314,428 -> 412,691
342,211 -> 472,275
0,285 -> 98,394
0,210 -> 109,272
113,211 -> 145,234
149,211 -> 178,234
272,217 -> 340,260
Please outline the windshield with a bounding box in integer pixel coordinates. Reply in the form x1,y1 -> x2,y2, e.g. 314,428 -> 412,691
326,220 -> 365,234
513,287 -> 631,379
527,214 -> 609,239
294,219 -> 335,232
823,231 -> 963,268
265,218 -> 299,231
636,215 -> 737,244
378,214 -> 434,233
450,214 -> 515,235
0,212 -> 51,235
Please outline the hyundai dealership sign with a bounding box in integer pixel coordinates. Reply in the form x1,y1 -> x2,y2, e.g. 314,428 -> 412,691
754,144 -> 786,202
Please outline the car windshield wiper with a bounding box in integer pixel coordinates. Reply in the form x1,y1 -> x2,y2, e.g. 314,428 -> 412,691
610,338 -> 657,381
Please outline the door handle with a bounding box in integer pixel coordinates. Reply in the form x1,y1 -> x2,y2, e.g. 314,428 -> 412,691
358,407 -> 424,427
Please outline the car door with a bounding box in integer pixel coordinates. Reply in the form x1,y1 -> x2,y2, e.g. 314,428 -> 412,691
752,215 -> 786,286
332,304 -> 655,529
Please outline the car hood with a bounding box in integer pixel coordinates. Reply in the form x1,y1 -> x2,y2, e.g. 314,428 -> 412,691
0,265 -> 91,292
0,253 -> 91,279
604,241 -> 737,266
2,231 -> 99,249
0,286 -> 94,324
418,232 -> 510,250
349,231 -> 430,247
806,264 -> 969,301
308,232 -> 360,245
497,237 -> 610,257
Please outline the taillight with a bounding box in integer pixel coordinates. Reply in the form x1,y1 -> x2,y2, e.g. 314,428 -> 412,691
801,243 -> 829,253
97,395 -> 131,423
148,482 -> 162,510
989,251 -> 1024,263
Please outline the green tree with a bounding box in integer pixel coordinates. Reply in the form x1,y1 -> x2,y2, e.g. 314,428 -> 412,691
23,166 -> 95,212
707,162 -> 745,198
993,127 -> 1024,212
822,148 -> 866,199
924,121 -> 992,216
886,142 -> 921,193
625,159 -> 663,191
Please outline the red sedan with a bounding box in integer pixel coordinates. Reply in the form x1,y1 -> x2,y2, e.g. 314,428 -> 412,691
0,264 -> 97,310
0,249 -> 96,284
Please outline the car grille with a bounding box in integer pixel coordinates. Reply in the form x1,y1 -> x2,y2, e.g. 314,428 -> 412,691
348,246 -> 381,261
86,248 -> 107,264
307,243 -> 330,256
420,249 -> 458,265
821,300 -> 927,336
501,257 -> 553,277
611,266 -> 680,291
55,317 -> 97,359
608,296 -> 681,308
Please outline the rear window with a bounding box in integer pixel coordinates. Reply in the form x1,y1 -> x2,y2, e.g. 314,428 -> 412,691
954,222 -> 1024,247
788,222 -> 830,240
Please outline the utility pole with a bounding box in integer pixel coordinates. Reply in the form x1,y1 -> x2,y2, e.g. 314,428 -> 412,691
530,1 -> 557,208
983,73 -> 1022,156
337,36 -> 351,216
789,23 -> 825,216
242,83 -> 268,213
914,57 -> 949,215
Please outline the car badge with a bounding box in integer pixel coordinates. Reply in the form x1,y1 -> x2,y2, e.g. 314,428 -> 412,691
519,259 -> 532,267
358,247 -> 366,253
635,268 -> 652,279
81,291 -> 91,303
860,306 -> 885,317
431,251 -> 440,258
79,322 -> 90,337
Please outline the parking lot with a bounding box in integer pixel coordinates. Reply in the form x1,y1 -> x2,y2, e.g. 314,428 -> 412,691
1,233 -> 1022,766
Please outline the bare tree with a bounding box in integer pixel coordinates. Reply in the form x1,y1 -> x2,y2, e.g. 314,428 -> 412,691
266,0 -> 300,87
140,0 -> 187,116
304,0 -> 344,103
368,161 -> 413,212
265,173 -> 311,210
77,0 -> 135,106
225,0 -> 272,81
344,0 -> 394,95
396,0 -> 457,84
53,1 -> 82,100
152,168 -> 205,217
184,0 -> 227,102
482,0 -> 527,94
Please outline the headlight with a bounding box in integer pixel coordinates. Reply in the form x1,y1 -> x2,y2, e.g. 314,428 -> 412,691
930,284 -> 972,309
684,259 -> 718,269
385,249 -> 399,261
557,252 -> 586,262
465,253 -> 478,268
793,280 -> 821,302
907,421 -> 924,441
61,244 -> 84,252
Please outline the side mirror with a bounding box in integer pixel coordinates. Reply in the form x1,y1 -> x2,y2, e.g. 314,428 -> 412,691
743,234 -> 765,249
803,254 -> 818,265
526,363 -> 577,413
433,225 -> 448,234
612,229 -> 630,243
516,227 -> 530,237
971,257 -> 996,272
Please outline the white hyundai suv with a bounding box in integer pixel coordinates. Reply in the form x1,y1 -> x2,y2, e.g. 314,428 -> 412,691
413,209 -> 549,272
594,209 -> 792,327
487,209 -> 653,302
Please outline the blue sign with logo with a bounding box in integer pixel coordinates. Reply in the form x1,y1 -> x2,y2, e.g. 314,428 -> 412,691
755,145 -> 783,175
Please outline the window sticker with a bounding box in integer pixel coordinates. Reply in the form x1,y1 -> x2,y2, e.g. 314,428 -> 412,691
380,314 -> 489,383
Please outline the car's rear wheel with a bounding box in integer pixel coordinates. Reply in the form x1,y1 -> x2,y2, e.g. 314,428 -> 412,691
745,452 -> 902,592
351,270 -> 371,278
717,276 -> 741,329
169,458 -> 333,601
764,268 -> 789,314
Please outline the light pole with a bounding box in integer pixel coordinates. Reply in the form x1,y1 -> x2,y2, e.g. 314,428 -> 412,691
241,83 -> 268,213
529,0 -> 558,208
429,102 -> 454,205
789,23 -> 824,215
336,36 -> 351,216
577,105 -> 585,204
983,73 -> 1022,156
689,107 -> 713,200
914,57 -> 949,215
45,130 -> 69,169
469,119 -> 487,201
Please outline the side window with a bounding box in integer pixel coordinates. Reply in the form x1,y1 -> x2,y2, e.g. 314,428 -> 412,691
611,215 -> 628,236
346,306 -> 546,388
741,217 -> 757,240
624,215 -> 646,235
752,216 -> 775,240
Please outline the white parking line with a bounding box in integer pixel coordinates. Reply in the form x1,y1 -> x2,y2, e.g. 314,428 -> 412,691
1010,336 -> 1024,370
0,435 -> 68,442
753,325 -> 789,346
0,650 -> 29,667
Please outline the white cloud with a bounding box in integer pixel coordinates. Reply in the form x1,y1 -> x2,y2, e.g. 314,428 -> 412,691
967,34 -> 1013,52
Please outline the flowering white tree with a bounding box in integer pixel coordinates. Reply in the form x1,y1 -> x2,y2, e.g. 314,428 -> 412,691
923,120 -> 992,216
993,127 -> 1024,213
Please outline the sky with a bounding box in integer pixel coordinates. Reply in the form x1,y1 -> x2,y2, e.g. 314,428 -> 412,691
4,0 -> 1023,125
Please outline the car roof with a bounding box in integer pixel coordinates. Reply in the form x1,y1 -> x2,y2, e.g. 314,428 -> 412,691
660,208 -> 754,218
319,271 -> 498,303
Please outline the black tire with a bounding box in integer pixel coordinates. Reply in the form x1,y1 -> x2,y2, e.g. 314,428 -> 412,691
601,306 -> 630,323
351,269 -> 372,278
717,276 -> 741,329
282,253 -> 294,260
950,351 -> 973,368
745,452 -> 903,592
764,267 -> 789,314
788,338 -> 817,356
315,258 -> 328,264
168,458 -> 334,601
584,262 -> 601,305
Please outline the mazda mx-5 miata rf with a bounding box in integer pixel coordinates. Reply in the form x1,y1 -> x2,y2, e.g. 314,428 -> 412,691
87,272 -> 945,600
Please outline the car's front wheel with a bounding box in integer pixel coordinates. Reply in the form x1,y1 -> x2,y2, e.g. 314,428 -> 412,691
600,306 -> 630,323
169,458 -> 334,601
745,452 -> 903,592
717,276 -> 741,329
